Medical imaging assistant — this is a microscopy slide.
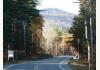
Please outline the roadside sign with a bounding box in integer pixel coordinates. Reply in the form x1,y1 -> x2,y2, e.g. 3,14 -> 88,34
8,50 -> 14,59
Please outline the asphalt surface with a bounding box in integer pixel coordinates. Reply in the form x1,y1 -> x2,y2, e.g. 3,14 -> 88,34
4,55 -> 73,70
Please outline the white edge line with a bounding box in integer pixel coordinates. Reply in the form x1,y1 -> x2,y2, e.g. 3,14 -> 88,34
59,59 -> 69,70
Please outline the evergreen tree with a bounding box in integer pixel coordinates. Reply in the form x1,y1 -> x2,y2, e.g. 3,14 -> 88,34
3,0 -> 43,59
69,0 -> 96,59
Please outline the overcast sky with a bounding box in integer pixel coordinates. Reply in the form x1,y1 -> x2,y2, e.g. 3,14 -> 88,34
37,0 -> 80,14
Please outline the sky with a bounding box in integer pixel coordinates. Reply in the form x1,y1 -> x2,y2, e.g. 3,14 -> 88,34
37,0 -> 80,14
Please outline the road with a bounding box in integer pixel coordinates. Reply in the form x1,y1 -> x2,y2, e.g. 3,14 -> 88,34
4,55 -> 73,70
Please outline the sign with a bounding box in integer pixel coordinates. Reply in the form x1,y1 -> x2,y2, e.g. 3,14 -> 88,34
8,50 -> 14,59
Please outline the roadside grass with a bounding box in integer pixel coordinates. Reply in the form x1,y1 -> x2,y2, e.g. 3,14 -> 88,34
69,59 -> 89,70
69,59 -> 96,70
70,64 -> 88,70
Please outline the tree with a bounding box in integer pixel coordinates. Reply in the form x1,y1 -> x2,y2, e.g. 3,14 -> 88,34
3,0 -> 43,60
69,0 -> 96,69
69,14 -> 87,57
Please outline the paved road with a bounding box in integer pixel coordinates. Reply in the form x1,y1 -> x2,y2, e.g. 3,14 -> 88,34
4,55 -> 73,70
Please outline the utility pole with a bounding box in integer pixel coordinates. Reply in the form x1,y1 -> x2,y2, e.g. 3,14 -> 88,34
23,21 -> 26,56
90,17 -> 93,70
73,1 -> 92,70
82,1 -> 91,70
77,38 -> 81,70
89,0 -> 93,69
85,20 -> 91,70
84,0 -> 92,69
90,12 -> 93,70
85,0 -> 93,70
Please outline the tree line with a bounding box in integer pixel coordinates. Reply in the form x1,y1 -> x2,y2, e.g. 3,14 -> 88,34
69,0 -> 96,69
3,0 -> 43,62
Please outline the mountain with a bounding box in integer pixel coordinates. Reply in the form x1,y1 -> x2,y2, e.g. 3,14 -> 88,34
39,8 -> 75,28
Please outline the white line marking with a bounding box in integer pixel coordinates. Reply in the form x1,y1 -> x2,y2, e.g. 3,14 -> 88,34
4,64 -> 19,70
4,62 -> 68,70
4,62 -> 31,70
4,56 -> 72,70
37,63 -> 67,64
59,59 -> 69,70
